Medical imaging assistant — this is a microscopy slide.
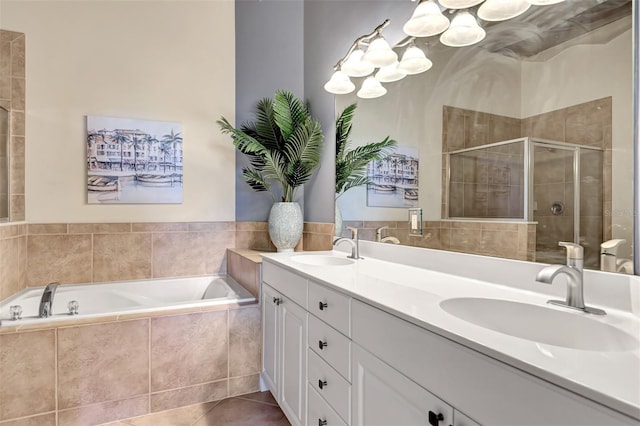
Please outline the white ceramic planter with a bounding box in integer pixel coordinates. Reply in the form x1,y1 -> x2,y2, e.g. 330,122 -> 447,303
268,202 -> 303,252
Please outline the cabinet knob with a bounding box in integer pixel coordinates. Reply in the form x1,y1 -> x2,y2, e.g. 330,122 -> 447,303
273,297 -> 282,305
428,411 -> 444,426
319,301 -> 328,311
318,419 -> 328,426
318,379 -> 327,389
318,340 -> 328,350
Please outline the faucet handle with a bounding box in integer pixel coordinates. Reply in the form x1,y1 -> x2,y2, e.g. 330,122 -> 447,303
346,226 -> 358,239
559,242 -> 583,260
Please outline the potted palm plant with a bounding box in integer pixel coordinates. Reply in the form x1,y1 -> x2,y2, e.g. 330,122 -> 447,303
335,103 -> 397,236
218,90 -> 324,252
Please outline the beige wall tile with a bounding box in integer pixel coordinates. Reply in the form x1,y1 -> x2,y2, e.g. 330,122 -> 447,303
57,320 -> 149,409
9,194 -> 24,222
235,221 -> 267,231
0,235 -> 26,299
68,223 -> 131,234
27,224 -> 68,235
0,330 -> 56,421
10,78 -> 24,111
151,311 -> 228,392
188,222 -> 235,232
57,395 -> 148,426
93,233 -> 152,282
27,234 -> 92,286
10,36 -> 25,78
152,231 -> 232,278
303,232 -> 333,251
0,413 -> 56,426
150,380 -> 228,413
235,230 -> 275,251
123,401 -> 219,426
227,251 -> 259,299
132,223 -> 188,232
228,374 -> 261,397
9,111 -> 23,137
0,223 -> 25,239
303,222 -> 334,234
229,306 -> 261,378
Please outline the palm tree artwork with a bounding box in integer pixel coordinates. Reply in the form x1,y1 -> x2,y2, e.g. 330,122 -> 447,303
111,131 -> 130,171
161,129 -> 183,172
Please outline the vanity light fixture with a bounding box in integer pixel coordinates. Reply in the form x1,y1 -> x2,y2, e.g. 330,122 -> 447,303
438,0 -> 485,9
324,70 -> 356,94
375,61 -> 407,83
527,0 -> 565,4
403,0 -> 450,38
397,40 -> 433,75
362,37 -> 398,67
341,47 -> 376,77
477,0 -> 531,22
357,76 -> 387,99
440,10 -> 486,47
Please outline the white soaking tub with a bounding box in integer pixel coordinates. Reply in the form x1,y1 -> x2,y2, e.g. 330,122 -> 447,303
0,275 -> 255,327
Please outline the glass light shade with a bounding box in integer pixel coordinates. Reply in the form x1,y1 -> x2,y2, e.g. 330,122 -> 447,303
528,0 -> 565,4
403,0 -> 450,37
357,77 -> 387,99
478,0 -> 531,21
439,11 -> 486,47
362,37 -> 398,68
341,48 -> 375,77
397,46 -> 433,75
438,0 -> 485,9
324,70 -> 355,94
375,61 -> 407,83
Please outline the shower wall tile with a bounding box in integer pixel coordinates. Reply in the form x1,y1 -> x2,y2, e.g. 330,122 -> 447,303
0,330 -> 56,421
528,110 -> 566,141
0,227 -> 26,301
57,396 -> 149,426
26,234 -> 92,286
57,320 -> 149,409
229,306 -> 262,378
0,413 -> 56,426
150,310 -> 228,391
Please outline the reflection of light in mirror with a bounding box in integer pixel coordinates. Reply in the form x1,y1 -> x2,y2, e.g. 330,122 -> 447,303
403,0 -> 450,37
375,61 -> 407,83
478,0 -> 531,22
357,77 -> 387,99
398,45 -> 433,74
439,0 -> 485,9
440,11 -> 487,47
528,0 -> 565,4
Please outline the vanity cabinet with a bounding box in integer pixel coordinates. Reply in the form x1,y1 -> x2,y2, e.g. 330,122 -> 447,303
262,280 -> 308,426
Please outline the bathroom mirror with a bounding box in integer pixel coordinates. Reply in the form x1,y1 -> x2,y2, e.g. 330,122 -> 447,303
335,0 -> 635,273
0,106 -> 9,222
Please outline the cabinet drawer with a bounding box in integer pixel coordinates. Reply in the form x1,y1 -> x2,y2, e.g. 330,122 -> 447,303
308,384 -> 348,426
263,261 -> 307,308
308,314 -> 351,380
308,280 -> 351,336
308,349 -> 350,422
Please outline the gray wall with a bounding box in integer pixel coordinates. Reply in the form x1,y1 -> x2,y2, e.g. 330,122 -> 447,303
235,0 -> 304,221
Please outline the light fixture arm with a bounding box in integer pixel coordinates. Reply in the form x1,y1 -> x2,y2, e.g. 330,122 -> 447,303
333,19 -> 391,70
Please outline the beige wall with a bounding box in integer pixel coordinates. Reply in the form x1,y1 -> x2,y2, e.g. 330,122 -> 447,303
0,0 -> 236,223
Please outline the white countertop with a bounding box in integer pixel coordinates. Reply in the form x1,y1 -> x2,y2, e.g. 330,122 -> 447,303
262,250 -> 640,421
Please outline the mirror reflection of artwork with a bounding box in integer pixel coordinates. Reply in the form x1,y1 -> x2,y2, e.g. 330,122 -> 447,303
87,116 -> 183,204
367,146 -> 419,208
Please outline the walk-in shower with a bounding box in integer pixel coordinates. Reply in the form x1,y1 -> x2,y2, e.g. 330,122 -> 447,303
446,137 -> 605,268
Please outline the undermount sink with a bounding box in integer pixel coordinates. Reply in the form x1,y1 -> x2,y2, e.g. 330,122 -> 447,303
291,254 -> 354,266
440,297 -> 638,352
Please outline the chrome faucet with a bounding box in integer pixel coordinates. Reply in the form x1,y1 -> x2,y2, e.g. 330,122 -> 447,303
333,226 -> 361,259
535,242 -> 605,315
39,282 -> 60,318
375,226 -> 400,244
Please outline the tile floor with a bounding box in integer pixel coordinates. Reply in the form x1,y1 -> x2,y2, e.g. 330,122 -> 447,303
103,391 -> 290,426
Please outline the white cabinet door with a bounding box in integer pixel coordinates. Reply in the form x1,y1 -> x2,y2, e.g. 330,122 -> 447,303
454,410 -> 482,426
279,295 -> 308,426
352,343 -> 453,426
262,284 -> 280,399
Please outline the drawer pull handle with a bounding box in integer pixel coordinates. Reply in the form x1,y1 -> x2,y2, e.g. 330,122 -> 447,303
318,379 -> 327,389
318,419 -> 328,426
319,301 -> 328,311
428,411 -> 444,426
318,340 -> 328,350
273,297 -> 282,305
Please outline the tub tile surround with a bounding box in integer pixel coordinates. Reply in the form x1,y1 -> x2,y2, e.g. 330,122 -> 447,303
0,223 -> 26,301
0,304 -> 263,425
0,30 -> 26,222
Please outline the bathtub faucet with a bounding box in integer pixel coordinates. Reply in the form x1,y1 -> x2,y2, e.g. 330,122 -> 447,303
39,282 -> 60,318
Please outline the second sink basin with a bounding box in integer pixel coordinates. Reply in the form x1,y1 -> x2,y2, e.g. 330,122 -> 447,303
440,297 -> 638,352
291,254 -> 354,266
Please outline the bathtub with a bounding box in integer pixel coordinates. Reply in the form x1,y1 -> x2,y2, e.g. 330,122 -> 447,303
0,275 -> 255,327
